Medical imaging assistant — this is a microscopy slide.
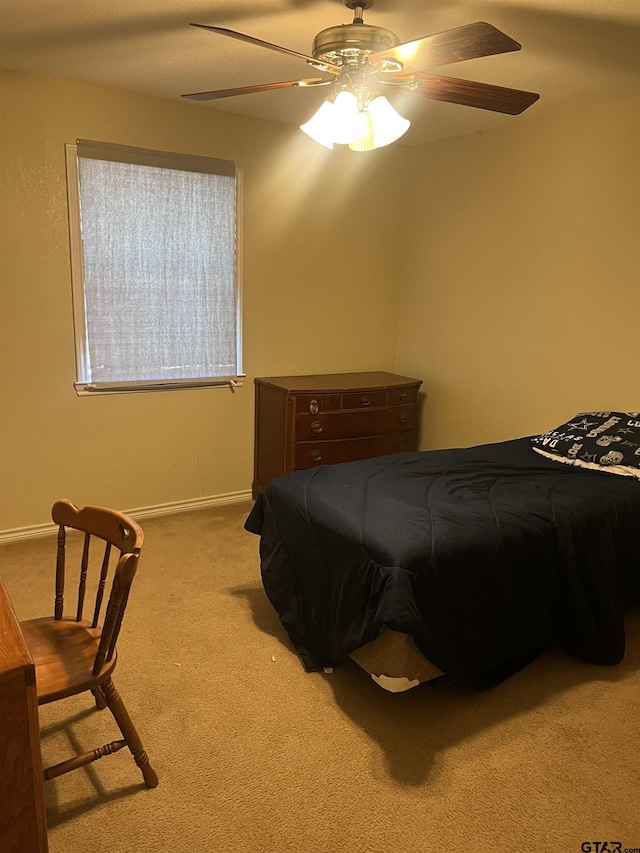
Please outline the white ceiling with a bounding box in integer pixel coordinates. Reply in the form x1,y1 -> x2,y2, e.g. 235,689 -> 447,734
2,0 -> 639,145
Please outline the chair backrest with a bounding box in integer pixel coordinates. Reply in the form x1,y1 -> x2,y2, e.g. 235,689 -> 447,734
51,499 -> 144,676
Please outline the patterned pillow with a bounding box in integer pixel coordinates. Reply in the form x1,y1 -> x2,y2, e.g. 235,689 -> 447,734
531,412 -> 640,478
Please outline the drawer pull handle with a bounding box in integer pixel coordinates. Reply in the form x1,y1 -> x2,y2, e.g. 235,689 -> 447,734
309,399 -> 319,415
399,392 -> 408,400
311,421 -> 324,433
310,450 -> 323,462
396,439 -> 406,449
360,396 -> 371,406
399,414 -> 409,423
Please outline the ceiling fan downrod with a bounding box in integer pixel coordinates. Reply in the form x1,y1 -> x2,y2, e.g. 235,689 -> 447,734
344,0 -> 375,25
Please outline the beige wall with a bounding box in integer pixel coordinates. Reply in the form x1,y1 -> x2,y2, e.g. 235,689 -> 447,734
2,70 -> 638,532
0,69 -> 409,530
397,97 -> 640,450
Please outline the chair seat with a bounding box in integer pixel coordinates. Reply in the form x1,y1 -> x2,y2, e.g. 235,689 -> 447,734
20,617 -> 117,705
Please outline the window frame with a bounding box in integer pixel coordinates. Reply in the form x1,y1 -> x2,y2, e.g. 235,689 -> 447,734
65,141 -> 244,396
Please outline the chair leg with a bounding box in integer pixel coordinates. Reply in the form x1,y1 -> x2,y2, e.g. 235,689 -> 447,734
91,686 -> 107,710
101,677 -> 158,788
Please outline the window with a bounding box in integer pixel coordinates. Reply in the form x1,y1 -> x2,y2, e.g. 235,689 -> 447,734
65,140 -> 243,395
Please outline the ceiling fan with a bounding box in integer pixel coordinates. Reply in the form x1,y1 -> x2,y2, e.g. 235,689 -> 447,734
181,0 -> 540,150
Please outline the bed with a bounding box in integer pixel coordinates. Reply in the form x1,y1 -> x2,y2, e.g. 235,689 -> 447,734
245,412 -> 640,692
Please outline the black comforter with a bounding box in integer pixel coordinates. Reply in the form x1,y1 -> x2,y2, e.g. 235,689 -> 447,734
245,438 -> 640,689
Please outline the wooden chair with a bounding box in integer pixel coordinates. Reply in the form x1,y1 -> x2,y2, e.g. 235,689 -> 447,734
20,499 -> 158,789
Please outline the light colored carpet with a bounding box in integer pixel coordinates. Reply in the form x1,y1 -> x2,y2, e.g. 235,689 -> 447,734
2,501 -> 639,853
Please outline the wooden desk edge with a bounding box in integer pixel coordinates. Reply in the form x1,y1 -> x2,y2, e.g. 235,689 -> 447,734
0,579 -> 49,853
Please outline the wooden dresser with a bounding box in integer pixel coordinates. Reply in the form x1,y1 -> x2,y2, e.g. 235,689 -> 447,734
252,371 -> 422,498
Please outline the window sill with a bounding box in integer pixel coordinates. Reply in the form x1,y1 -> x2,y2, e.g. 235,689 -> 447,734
74,376 -> 245,396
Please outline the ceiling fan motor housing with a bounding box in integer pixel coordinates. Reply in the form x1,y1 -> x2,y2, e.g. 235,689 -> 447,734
312,23 -> 400,64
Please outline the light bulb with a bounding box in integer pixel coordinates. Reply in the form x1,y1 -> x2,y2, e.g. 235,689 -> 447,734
331,91 -> 361,145
300,100 -> 336,149
348,110 -> 376,152
367,96 -> 410,148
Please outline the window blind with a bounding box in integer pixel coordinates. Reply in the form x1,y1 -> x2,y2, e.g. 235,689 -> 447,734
68,140 -> 242,393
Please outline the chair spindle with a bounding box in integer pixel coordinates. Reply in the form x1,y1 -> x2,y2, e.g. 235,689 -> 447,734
76,531 -> 91,621
92,542 -> 112,628
54,524 -> 66,620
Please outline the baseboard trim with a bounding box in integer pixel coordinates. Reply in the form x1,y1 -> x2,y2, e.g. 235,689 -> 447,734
0,490 -> 253,544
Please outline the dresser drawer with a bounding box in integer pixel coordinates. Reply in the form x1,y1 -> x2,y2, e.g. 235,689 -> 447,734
387,386 -> 419,407
294,432 -> 417,469
295,405 -> 416,442
342,390 -> 387,410
295,394 -> 342,414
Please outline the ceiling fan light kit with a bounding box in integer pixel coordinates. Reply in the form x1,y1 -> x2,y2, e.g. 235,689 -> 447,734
183,0 -> 540,152
301,92 -> 410,151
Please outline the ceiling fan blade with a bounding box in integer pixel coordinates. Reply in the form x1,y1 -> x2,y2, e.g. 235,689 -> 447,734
370,22 -> 521,74
182,78 -> 332,101
392,73 -> 539,115
190,23 -> 341,73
